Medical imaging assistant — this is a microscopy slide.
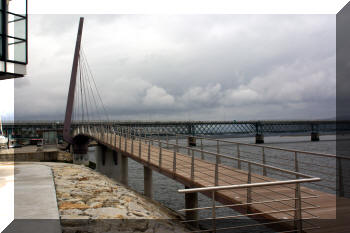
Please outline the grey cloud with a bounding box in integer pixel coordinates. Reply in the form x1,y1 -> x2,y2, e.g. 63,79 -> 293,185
14,14 -> 335,121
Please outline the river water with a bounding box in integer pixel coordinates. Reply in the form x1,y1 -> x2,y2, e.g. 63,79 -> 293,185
89,135 -> 336,232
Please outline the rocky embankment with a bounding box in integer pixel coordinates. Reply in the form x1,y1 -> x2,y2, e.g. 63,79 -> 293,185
47,163 -> 189,233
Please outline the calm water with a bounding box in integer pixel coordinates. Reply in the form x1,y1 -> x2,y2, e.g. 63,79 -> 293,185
89,135 -> 337,232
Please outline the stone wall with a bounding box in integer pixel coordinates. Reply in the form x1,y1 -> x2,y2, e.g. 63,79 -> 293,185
0,151 -> 58,162
47,163 -> 190,233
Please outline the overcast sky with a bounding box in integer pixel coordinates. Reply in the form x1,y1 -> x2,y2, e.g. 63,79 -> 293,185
10,14 -> 335,121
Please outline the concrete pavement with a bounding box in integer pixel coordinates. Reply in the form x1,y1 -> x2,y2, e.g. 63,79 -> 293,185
14,164 -> 60,219
0,163 -> 14,232
1,163 -> 61,233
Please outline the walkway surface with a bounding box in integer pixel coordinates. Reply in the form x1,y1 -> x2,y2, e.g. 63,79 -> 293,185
14,164 -> 60,219
87,132 -> 337,232
0,163 -> 14,232
1,163 -> 61,233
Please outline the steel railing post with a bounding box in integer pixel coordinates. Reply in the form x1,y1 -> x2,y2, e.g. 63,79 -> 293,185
173,149 -> 177,176
217,140 -> 221,164
294,152 -> 299,178
338,157 -> 344,197
114,131 -> 117,147
217,140 -> 220,154
119,129 -> 122,149
166,134 -> 169,149
124,130 -> 127,151
150,129 -> 153,145
148,140 -> 151,163
159,142 -> 162,168
262,147 -> 267,176
176,134 -> 179,152
237,144 -> 241,169
215,154 -> 219,186
294,183 -> 302,233
212,191 -> 216,233
247,162 -> 252,213
106,126 -> 109,143
139,137 -> 142,158
131,134 -> 134,154
191,149 -> 195,182
110,130 -> 112,145
200,138 -> 204,160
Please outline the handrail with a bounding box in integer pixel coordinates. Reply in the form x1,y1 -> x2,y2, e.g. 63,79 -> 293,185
178,177 -> 321,193
158,140 -> 314,179
173,133 -> 344,159
98,125 -> 341,160
75,126 -> 315,179
11,119 -> 342,124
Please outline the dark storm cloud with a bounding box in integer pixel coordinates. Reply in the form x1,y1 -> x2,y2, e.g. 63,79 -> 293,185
14,14 -> 336,121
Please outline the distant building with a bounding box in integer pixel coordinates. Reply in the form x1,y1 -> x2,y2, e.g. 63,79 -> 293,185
0,0 -> 27,80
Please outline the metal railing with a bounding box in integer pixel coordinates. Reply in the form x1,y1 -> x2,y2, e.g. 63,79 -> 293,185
102,125 -> 343,196
73,125 -> 323,233
165,133 -> 345,196
177,178 -> 320,233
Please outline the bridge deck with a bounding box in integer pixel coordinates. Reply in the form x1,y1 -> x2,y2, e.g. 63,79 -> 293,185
87,132 -> 335,231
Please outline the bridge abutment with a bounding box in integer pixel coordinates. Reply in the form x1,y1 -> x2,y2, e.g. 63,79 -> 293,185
144,166 -> 153,198
73,153 -> 89,165
185,186 -> 198,226
255,134 -> 264,144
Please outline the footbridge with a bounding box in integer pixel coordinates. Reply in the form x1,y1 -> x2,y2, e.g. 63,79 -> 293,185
61,18 -> 345,232
71,124 -> 342,232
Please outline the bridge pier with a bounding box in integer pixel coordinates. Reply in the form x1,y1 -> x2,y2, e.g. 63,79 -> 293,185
144,166 -> 153,198
95,146 -> 119,179
255,133 -> 264,144
185,186 -> 198,226
187,136 -> 197,147
311,132 -> 320,141
121,153 -> 128,186
94,145 -> 128,185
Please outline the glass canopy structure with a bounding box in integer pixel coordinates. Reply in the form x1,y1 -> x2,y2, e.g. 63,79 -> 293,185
0,0 -> 27,80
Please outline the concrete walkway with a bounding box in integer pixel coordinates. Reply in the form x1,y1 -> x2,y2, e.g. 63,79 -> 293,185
1,163 -> 61,233
0,163 -> 14,232
14,164 -> 60,219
